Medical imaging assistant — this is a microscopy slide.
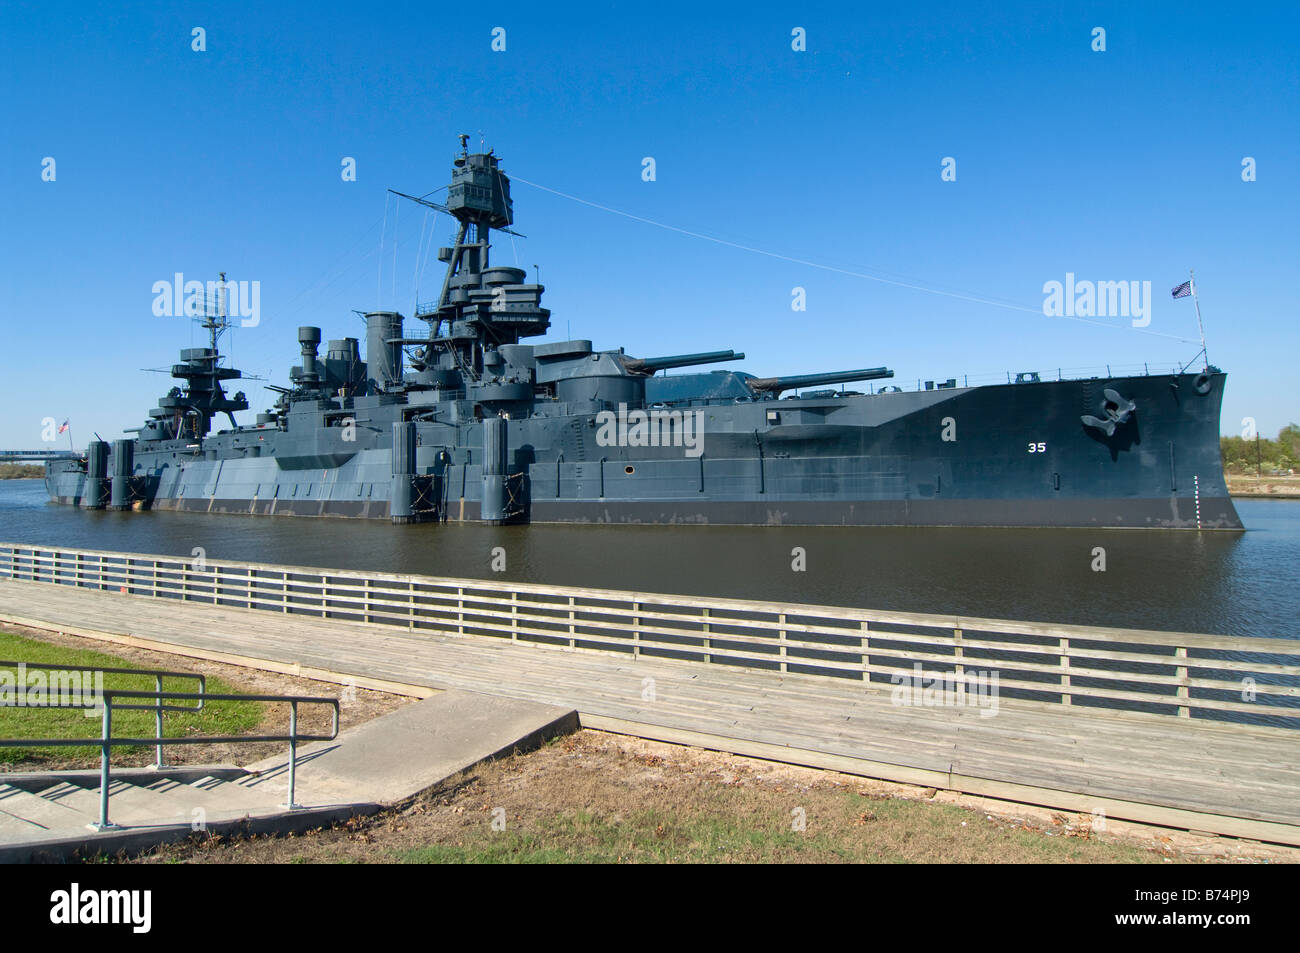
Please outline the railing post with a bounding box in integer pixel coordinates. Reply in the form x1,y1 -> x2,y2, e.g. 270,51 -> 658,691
632,601 -> 641,659
364,578 -> 372,624
568,596 -> 576,650
154,675 -> 165,768
510,590 -> 519,642
702,607 -> 711,663
456,586 -> 464,635
284,701 -> 300,809
1175,646 -> 1190,718
860,621 -> 870,683
1060,638 -> 1071,706
953,627 -> 965,705
95,700 -> 116,830
778,612 -> 786,673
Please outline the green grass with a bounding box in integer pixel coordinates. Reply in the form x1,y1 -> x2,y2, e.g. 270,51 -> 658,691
0,631 -> 262,763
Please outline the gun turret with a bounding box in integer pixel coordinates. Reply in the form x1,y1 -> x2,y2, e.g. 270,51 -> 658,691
747,367 -> 894,395
624,350 -> 746,374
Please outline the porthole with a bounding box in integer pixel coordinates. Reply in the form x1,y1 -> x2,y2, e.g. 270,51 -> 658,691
625,465 -> 635,475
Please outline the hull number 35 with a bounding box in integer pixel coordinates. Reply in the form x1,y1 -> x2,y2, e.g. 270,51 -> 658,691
1028,442 -> 1047,453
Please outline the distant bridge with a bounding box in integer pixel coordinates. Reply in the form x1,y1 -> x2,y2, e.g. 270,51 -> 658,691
0,450 -> 80,462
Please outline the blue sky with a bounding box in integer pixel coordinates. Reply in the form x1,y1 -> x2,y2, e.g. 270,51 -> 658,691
2,0 -> 1296,448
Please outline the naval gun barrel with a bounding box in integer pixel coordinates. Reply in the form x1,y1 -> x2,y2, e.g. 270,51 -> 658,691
747,367 -> 894,394
624,350 -> 745,374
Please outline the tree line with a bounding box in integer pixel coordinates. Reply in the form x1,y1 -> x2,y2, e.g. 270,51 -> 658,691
1221,424 -> 1300,475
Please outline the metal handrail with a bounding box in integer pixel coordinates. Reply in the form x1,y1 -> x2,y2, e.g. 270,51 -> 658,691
0,684 -> 339,829
0,660 -> 204,768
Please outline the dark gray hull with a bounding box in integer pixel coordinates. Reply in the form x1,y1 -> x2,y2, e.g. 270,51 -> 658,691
47,370 -> 1242,530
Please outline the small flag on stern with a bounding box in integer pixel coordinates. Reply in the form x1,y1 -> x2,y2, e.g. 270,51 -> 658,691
1171,280 -> 1193,299
57,419 -> 69,434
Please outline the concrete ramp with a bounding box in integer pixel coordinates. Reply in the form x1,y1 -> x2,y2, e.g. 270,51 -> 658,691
243,690 -> 579,804
0,691 -> 578,863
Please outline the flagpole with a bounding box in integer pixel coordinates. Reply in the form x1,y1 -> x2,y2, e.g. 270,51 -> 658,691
1190,269 -> 1208,370
66,422 -> 73,453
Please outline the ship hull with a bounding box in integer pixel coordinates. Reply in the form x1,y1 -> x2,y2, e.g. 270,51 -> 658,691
46,371 -> 1243,530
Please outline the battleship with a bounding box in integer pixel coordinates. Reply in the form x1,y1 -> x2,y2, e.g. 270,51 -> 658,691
46,138 -> 1242,530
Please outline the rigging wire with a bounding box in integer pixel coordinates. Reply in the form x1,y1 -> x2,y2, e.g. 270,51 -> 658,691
412,208 -> 432,313
494,166 -> 520,267
507,174 -> 1196,345
377,192 -> 390,311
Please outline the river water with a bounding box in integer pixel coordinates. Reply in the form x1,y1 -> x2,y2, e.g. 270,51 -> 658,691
1,480 -> 1295,639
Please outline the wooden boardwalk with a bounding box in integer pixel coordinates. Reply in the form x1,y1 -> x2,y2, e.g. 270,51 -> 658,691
2,576 -> 1299,845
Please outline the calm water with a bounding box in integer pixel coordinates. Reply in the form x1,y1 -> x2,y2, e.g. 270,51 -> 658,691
1,480 -> 1296,638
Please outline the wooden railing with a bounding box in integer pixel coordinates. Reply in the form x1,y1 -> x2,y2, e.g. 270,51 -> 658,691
1,542 -> 1297,728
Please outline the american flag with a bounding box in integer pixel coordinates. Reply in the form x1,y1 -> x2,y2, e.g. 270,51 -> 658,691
1171,280 -> 1193,299
57,419 -> 69,434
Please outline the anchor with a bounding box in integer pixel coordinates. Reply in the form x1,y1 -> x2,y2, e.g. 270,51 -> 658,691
1081,388 -> 1137,437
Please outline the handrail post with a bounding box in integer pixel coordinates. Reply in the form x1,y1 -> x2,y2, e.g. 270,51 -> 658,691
284,700 -> 300,809
777,612 -> 786,673
94,700 -> 116,830
154,675 -> 165,768
702,607 -> 711,663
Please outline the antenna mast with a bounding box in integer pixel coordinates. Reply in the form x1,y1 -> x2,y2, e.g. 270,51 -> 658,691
1189,269 -> 1209,370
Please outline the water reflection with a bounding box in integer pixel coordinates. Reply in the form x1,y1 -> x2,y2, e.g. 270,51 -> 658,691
1,481 -> 1292,638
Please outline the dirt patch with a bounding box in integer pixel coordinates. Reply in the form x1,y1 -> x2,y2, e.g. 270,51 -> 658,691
0,622 -> 413,772
1226,475 -> 1300,498
130,729 -> 1298,865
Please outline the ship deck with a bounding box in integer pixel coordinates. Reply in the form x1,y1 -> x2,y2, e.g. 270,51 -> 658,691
1,576 -> 1297,846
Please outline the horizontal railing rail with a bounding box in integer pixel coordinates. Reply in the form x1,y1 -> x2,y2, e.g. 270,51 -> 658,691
0,659 -> 205,767
0,681 -> 340,828
2,542 -> 1297,729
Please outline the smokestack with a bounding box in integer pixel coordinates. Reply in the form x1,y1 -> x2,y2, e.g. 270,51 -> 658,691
365,312 -> 404,393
